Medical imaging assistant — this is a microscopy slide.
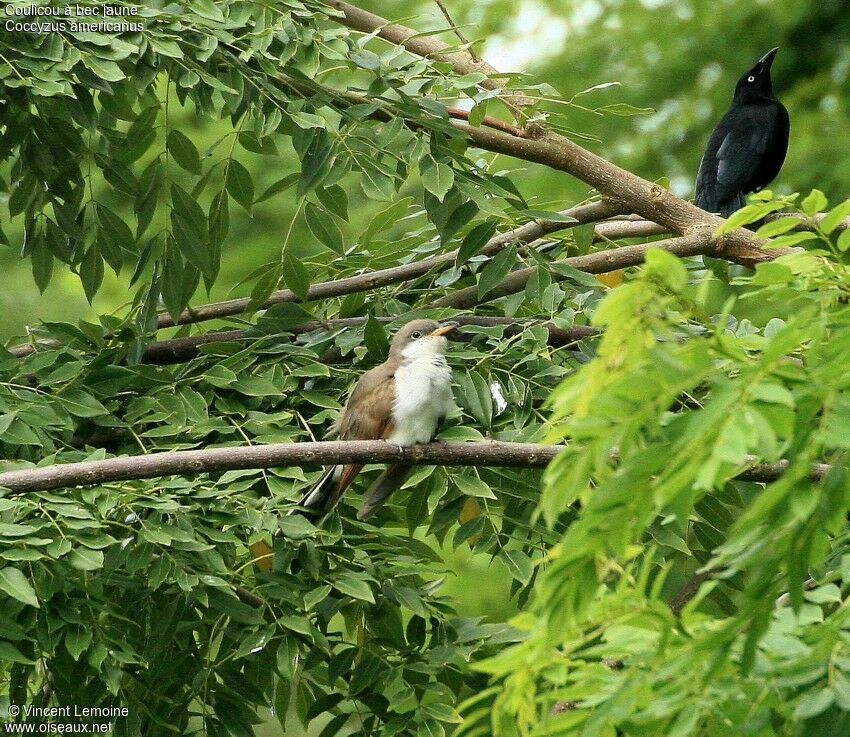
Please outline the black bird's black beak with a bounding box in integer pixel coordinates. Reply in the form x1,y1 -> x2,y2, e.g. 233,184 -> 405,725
757,47 -> 779,73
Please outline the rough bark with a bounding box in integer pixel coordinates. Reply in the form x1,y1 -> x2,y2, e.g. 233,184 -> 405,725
0,440 -> 562,494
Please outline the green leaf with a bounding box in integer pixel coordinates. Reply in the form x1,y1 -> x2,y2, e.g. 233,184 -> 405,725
57,389 -> 109,418
171,184 -> 216,280
209,190 -> 229,247
248,266 -> 282,313
0,567 -> 39,607
68,548 -> 104,571
281,252 -> 311,301
468,99 -> 488,127
763,232 -> 819,249
520,210 -> 580,224
458,371 -> 493,429
332,575 -> 375,603
453,473 -> 497,499
167,129 -> 202,174
290,111 -> 328,129
440,200 -> 480,243
305,202 -> 344,254
456,219 -> 498,265
801,189 -> 828,217
82,55 -> 125,82
421,703 -> 463,723
96,205 -> 133,273
349,49 -> 381,70
256,173 -> 299,204
361,197 -> 412,244
316,185 -> 349,220
79,246 -> 104,304
715,201 -> 785,234
65,627 -> 92,660
364,315 -> 389,358
820,200 -> 850,235
478,245 -> 517,298
499,549 -> 533,585
30,232 -> 53,293
0,642 -> 35,664
422,161 -> 454,202
226,160 -> 254,213
755,217 -> 801,239
793,688 -> 834,719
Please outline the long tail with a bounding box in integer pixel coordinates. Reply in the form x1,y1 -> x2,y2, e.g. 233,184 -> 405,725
357,464 -> 413,520
290,464 -> 363,515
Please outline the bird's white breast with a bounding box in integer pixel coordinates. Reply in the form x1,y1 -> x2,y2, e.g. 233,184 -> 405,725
389,352 -> 455,446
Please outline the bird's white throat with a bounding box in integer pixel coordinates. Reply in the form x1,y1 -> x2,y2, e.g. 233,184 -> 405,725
399,335 -> 448,362
390,338 -> 455,446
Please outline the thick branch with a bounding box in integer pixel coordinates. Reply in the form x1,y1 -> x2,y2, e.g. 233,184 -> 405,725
594,219 -> 669,241
0,441 -> 561,494
323,2 -> 773,266
0,442 -> 833,495
449,121 -> 773,266
593,212 -> 850,243
153,201 -> 617,329
430,231 -> 715,309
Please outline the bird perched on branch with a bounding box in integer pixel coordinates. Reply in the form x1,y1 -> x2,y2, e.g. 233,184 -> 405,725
694,47 -> 789,218
295,319 -> 457,520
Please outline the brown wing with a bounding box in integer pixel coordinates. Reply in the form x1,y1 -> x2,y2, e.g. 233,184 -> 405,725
325,367 -> 396,506
336,365 -> 396,440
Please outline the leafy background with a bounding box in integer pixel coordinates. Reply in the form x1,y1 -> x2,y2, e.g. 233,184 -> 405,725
2,1 -> 850,736
3,0 -> 848,339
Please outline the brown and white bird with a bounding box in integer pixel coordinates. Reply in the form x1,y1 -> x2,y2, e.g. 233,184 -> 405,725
296,319 -> 457,520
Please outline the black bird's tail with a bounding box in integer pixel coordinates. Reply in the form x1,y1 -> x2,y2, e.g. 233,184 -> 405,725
719,192 -> 746,219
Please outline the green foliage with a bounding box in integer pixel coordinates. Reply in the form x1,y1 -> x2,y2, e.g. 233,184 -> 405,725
471,191 -> 850,736
3,1 -> 850,736
0,309 -> 576,733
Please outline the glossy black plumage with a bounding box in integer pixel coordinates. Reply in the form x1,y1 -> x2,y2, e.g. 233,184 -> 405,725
695,48 -> 789,218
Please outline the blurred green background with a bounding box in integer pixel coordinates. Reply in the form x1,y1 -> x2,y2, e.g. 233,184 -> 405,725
2,0 -> 849,627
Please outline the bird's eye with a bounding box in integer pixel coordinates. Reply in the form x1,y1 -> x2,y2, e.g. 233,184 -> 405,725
747,75 -> 756,82
411,331 -> 421,339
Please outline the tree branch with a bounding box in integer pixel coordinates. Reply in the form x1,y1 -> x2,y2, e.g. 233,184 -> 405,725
432,0 -> 478,62
430,230 -> 716,309
592,212 -> 850,243
323,2 -> 774,266
0,440 -> 562,494
152,201 -> 617,329
320,0 -> 528,108
448,121 -> 774,266
0,442 -> 834,495
139,317 -> 599,365
594,219 -> 670,241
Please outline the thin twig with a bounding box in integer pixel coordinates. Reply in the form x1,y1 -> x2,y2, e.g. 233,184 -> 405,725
432,0 -> 479,62
430,230 -> 718,309
137,318 -> 599,365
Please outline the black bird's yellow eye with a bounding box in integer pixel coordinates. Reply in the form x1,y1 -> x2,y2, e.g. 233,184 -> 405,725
747,75 -> 755,82
411,331 -> 421,339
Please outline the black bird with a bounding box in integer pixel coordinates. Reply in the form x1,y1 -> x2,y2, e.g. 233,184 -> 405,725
694,48 -> 789,218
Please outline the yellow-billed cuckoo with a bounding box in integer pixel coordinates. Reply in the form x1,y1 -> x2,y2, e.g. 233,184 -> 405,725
296,319 -> 457,520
